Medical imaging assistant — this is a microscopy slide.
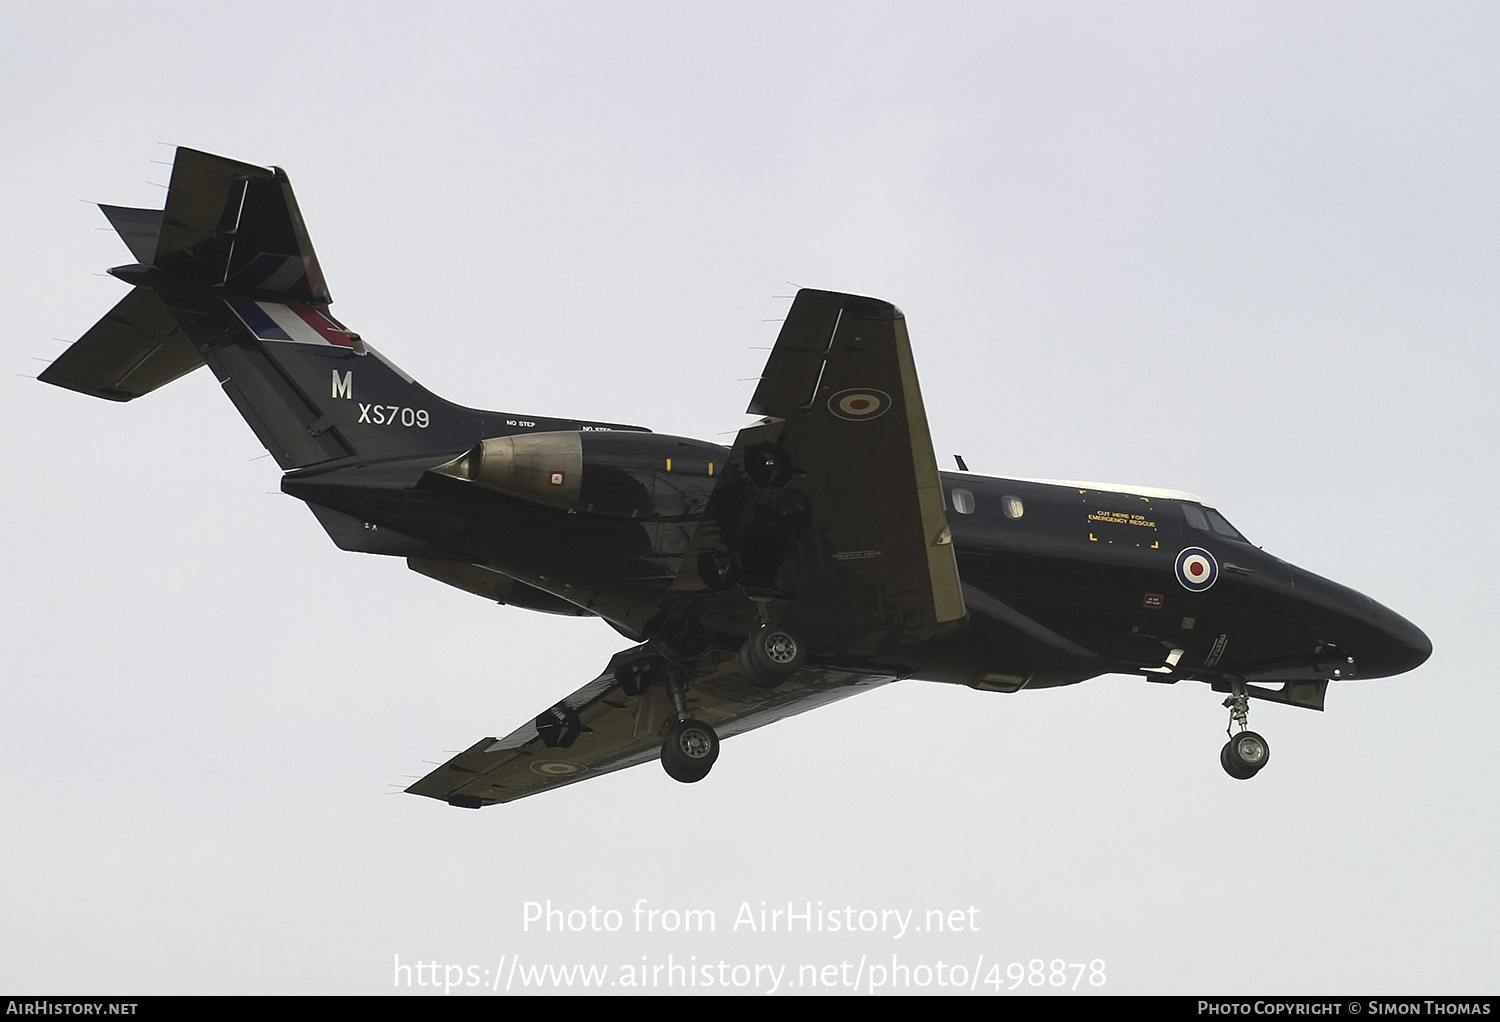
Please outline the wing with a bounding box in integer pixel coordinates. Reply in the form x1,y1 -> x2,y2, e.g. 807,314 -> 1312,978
410,290 -> 958,807
407,646 -> 895,807
662,289 -> 965,659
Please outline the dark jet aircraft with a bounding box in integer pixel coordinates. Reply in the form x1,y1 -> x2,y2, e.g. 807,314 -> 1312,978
41,149 -> 1432,806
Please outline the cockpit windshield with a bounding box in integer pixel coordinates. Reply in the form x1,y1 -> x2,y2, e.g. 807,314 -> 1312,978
1182,503 -> 1249,543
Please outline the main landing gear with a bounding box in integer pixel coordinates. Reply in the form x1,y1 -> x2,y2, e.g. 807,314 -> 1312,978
656,623 -> 807,784
658,658 -> 721,784
736,623 -> 806,689
1220,684 -> 1271,780
660,718 -> 720,783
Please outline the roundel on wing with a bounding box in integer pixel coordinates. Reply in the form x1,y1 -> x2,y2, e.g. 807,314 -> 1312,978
1174,547 -> 1219,592
828,388 -> 892,421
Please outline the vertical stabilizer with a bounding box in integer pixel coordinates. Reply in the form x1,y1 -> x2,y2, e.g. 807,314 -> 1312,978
42,148 -> 647,472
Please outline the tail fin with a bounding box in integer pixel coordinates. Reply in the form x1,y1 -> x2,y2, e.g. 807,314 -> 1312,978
169,289 -> 488,468
42,148 -> 643,470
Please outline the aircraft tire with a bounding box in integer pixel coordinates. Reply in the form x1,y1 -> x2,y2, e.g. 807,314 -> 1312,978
738,624 -> 806,689
660,718 -> 719,783
1220,742 -> 1255,779
1221,730 -> 1270,779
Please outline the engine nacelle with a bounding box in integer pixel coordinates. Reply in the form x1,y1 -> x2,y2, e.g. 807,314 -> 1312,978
432,430 -> 726,519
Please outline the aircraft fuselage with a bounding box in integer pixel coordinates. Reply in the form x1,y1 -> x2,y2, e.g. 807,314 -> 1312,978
280,439 -> 1430,703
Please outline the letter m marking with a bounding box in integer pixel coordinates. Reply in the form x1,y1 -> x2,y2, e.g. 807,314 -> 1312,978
331,370 -> 353,400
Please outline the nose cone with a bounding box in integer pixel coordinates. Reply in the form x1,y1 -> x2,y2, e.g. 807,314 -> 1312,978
1291,568 -> 1432,679
1365,599 -> 1433,678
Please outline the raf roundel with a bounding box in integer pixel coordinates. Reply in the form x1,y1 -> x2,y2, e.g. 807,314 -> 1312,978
1174,547 -> 1219,592
828,388 -> 892,421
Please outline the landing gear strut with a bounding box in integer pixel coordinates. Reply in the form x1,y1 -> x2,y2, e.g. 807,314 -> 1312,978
658,666 -> 720,784
1220,684 -> 1270,780
654,621 -> 806,784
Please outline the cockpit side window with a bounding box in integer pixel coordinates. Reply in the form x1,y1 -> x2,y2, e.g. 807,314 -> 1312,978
1182,504 -> 1209,532
1205,509 -> 1248,542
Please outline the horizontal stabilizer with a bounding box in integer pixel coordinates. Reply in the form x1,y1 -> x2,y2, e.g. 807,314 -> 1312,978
151,147 -> 329,300
98,204 -> 162,264
38,288 -> 203,401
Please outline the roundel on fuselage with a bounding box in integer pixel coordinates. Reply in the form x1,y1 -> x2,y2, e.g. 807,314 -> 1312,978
1175,547 -> 1219,592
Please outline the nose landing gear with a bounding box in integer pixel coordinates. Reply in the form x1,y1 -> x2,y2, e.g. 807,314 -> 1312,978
1220,685 -> 1271,780
1220,729 -> 1270,779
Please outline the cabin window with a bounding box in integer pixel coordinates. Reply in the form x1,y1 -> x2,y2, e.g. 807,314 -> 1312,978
1002,495 -> 1024,520
951,488 -> 975,514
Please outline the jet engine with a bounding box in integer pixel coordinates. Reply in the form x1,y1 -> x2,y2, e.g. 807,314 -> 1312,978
431,430 -> 725,519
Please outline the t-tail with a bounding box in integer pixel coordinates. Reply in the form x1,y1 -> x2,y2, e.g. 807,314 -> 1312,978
41,147 -> 641,472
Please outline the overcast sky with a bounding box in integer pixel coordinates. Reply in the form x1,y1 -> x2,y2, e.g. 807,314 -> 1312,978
2,2 -> 1495,995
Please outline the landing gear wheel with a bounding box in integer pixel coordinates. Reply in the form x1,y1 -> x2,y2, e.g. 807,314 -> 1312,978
1220,741 -> 1255,780
1220,730 -> 1270,780
737,624 -> 806,689
660,718 -> 720,783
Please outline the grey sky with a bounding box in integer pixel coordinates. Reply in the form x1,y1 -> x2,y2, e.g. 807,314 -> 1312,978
2,2 -> 1494,994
